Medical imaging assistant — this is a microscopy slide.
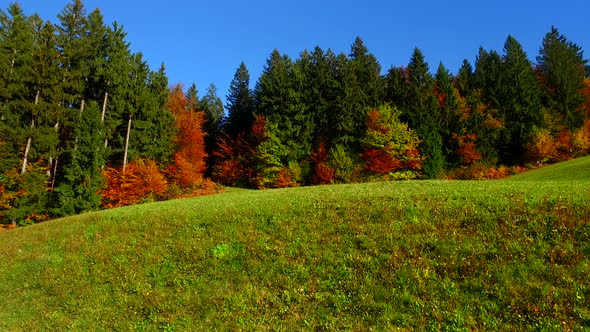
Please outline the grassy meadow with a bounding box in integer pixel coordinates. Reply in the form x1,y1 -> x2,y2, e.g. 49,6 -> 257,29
1,159 -> 589,330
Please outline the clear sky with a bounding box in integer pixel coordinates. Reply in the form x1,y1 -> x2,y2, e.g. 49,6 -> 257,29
15,0 -> 590,104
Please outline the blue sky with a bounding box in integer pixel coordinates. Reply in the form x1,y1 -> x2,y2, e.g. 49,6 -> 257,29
16,0 -> 590,103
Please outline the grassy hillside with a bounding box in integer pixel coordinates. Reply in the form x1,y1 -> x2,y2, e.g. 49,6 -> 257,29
508,155 -> 590,181
1,178 -> 589,330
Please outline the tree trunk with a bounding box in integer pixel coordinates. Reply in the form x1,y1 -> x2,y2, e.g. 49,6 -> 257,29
21,90 -> 40,174
102,92 -> 109,149
101,92 -> 108,123
51,157 -> 58,191
123,115 -> 132,172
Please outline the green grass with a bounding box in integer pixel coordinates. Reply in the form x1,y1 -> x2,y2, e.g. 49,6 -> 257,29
508,155 -> 590,181
1,168 -> 590,330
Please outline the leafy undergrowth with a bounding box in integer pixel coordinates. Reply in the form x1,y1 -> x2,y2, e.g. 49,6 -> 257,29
0,180 -> 589,330
508,155 -> 590,181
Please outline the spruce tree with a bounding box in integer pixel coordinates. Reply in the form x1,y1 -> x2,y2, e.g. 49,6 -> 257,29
406,48 -> 444,178
225,62 -> 255,137
435,63 -> 462,164
186,83 -> 200,111
349,37 -> 384,108
255,49 -> 313,162
201,83 -> 224,164
52,101 -> 104,215
537,27 -> 587,130
330,52 -> 366,147
500,35 -> 542,162
0,4 -> 36,173
101,21 -> 132,165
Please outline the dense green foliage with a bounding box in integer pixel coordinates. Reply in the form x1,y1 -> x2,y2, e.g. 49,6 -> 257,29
1,166 -> 589,330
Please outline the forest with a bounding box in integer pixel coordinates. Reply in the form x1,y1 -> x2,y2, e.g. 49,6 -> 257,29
1,0 -> 589,227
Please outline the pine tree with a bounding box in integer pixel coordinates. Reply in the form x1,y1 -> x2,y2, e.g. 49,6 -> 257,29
225,62 -> 255,137
435,62 -> 462,164
500,35 -> 542,162
406,48 -> 444,178
537,27 -> 588,130
330,52 -> 366,147
0,4 -> 36,173
384,66 -> 410,110
52,101 -> 104,216
186,83 -> 200,111
200,83 -> 224,165
349,37 -> 384,108
255,49 -> 313,162
100,21 -> 132,165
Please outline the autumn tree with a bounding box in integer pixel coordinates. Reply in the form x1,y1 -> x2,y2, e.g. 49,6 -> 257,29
360,105 -> 422,180
166,84 -> 207,189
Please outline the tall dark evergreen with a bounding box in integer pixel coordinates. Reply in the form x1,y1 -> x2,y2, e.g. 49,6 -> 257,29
225,62 -> 255,137
255,49 -> 313,161
435,63 -> 462,164
406,48 -> 444,178
186,83 -> 200,111
537,26 -> 587,129
455,59 -> 474,96
500,36 -> 542,162
52,101 -> 104,215
201,83 -> 223,134
201,83 -> 224,168
0,4 -> 36,172
331,52 -> 366,146
349,37 -> 384,108
301,47 -> 339,147
474,48 -> 504,110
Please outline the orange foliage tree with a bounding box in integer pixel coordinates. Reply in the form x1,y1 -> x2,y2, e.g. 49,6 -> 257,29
310,143 -> 335,185
166,84 -> 208,189
100,159 -> 168,208
211,116 -> 265,187
454,133 -> 482,165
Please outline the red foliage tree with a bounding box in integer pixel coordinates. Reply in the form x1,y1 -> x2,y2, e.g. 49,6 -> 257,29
166,84 -> 208,189
310,143 -> 335,185
211,116 -> 265,187
101,159 -> 168,208
454,133 -> 482,165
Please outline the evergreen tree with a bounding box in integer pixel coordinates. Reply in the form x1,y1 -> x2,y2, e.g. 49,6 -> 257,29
101,21 -> 132,165
52,101 -> 104,215
255,49 -> 313,162
500,35 -> 542,162
537,26 -> 588,129
300,47 -> 339,148
406,48 -> 444,178
0,4 -> 36,173
384,66 -> 410,110
349,36 -> 384,108
435,62 -> 462,164
455,59 -> 474,96
330,52 -> 366,147
186,83 -> 200,111
201,83 -> 224,132
225,62 -> 254,137
474,48 -> 504,110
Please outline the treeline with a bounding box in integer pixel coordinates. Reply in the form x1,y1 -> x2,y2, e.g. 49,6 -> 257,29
0,1 -> 222,225
1,0 -> 589,226
213,31 -> 590,187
